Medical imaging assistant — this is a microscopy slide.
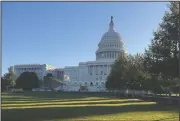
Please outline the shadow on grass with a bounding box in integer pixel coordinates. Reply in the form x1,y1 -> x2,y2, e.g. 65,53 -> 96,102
2,97 -> 128,105
2,103 -> 178,121
2,97 -> 114,102
2,92 -> 115,99
1,92 -> 122,104
2,99 -> 115,105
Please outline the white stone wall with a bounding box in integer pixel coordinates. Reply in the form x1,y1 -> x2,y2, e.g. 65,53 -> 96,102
64,66 -> 79,83
85,61 -> 113,88
46,68 -> 64,80
63,60 -> 114,92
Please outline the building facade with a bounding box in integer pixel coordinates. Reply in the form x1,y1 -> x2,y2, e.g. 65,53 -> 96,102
62,16 -> 126,92
12,16 -> 126,92
13,64 -> 56,80
46,68 -> 64,80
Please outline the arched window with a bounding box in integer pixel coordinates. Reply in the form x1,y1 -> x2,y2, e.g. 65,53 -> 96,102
96,82 -> 98,85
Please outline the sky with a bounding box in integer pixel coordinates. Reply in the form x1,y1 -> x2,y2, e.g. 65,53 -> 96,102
2,2 -> 168,74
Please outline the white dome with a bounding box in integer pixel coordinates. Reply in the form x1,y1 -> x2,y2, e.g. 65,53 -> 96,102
96,16 -> 126,61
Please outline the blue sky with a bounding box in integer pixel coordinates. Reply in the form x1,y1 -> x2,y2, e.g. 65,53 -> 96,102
2,2 -> 168,74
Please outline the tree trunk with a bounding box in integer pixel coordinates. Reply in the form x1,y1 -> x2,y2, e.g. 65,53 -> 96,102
132,90 -> 134,98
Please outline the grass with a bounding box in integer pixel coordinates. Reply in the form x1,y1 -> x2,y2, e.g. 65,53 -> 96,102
1,92 -> 179,121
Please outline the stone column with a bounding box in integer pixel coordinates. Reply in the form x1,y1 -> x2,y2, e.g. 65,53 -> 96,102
107,65 -> 108,74
88,66 -> 90,74
104,65 -> 106,75
91,66 -> 93,75
97,65 -> 98,75
106,65 -> 108,74
99,65 -> 101,75
92,65 -> 93,75
102,65 -> 104,75
93,65 -> 95,75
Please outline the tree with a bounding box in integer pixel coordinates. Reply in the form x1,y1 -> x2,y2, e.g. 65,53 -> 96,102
106,2 -> 180,96
8,66 -> 17,87
16,72 -> 40,90
106,53 -> 147,93
1,67 -> 17,91
43,73 -> 63,90
1,77 -> 9,91
142,2 -> 180,95
106,54 -> 129,90
144,2 -> 179,78
43,73 -> 53,89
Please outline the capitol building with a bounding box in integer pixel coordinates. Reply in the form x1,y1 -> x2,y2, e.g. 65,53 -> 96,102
13,16 -> 126,92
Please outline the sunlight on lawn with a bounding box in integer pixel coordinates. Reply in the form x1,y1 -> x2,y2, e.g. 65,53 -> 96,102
2,102 -> 156,109
2,99 -> 141,107
66,112 -> 177,121
66,111 -> 178,121
1,92 -> 179,121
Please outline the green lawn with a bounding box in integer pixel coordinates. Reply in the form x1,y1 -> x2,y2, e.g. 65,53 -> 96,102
1,92 -> 179,121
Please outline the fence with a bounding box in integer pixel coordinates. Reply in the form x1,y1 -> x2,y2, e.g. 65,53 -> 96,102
109,89 -> 179,107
